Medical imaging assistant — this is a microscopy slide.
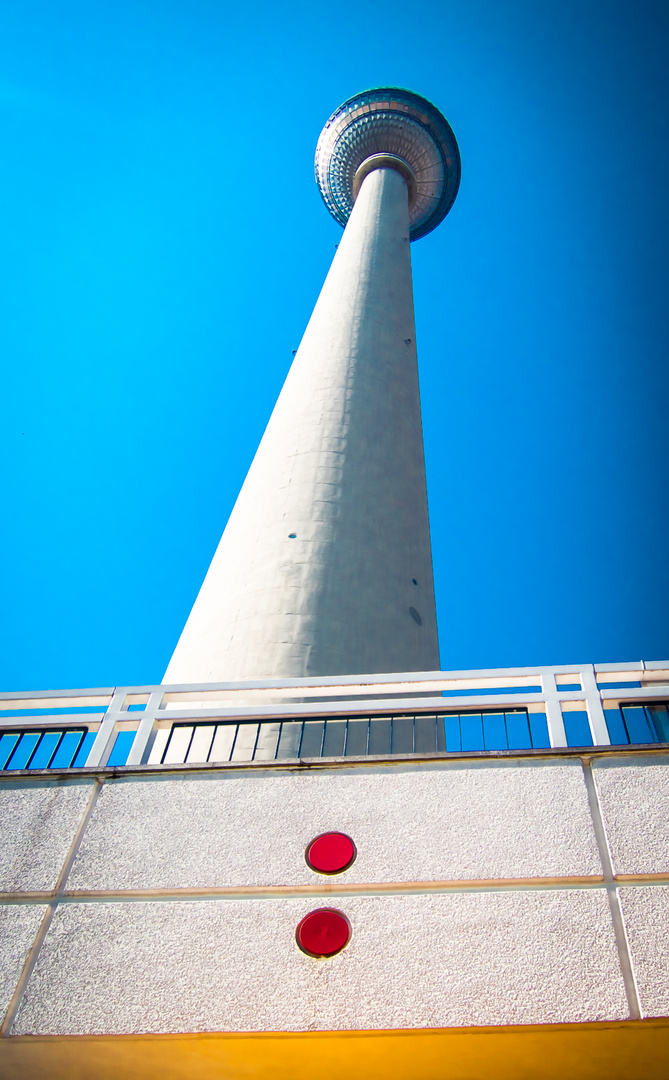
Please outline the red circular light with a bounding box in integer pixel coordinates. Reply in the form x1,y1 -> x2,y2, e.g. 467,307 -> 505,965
305,832 -> 356,874
296,909 -> 351,958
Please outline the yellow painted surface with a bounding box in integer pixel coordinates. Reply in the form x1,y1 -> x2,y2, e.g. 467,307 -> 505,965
1,1020 -> 669,1080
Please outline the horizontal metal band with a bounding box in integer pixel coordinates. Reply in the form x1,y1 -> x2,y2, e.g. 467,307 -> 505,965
352,154 -> 417,206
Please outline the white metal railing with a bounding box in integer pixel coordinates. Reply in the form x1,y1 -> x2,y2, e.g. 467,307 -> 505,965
0,660 -> 668,770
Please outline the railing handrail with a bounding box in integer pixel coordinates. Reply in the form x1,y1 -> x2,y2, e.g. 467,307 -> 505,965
1,658 -> 667,706
0,661 -> 668,767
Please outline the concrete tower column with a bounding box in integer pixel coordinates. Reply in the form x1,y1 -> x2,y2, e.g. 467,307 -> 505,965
164,88 -> 460,683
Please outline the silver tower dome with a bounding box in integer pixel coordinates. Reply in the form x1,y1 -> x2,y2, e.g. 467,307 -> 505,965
315,86 -> 461,241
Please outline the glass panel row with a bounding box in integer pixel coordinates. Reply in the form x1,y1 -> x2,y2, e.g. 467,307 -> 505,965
2,703 -> 666,771
0,729 -> 93,770
158,710 -> 549,765
606,703 -> 669,745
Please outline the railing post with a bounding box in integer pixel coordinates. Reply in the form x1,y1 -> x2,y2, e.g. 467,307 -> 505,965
125,691 -> 164,766
540,670 -> 568,748
581,665 -> 611,745
85,689 -> 127,767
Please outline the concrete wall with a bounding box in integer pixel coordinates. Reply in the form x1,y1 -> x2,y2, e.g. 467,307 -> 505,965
1,752 -> 668,1036
164,166 -> 439,682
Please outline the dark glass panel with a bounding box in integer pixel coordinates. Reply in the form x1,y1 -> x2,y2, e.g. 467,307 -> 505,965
183,725 -> 216,763
648,704 -> 669,742
253,723 -> 281,762
391,716 -> 414,753
483,713 -> 507,751
231,723 -> 259,761
604,709 -> 629,746
443,715 -> 461,752
622,706 -> 657,745
28,731 -> 61,769
163,726 -> 194,764
506,713 -> 532,750
414,715 -> 437,753
276,722 -> 302,759
460,714 -> 484,752
7,733 -> 40,770
299,721 -> 325,758
322,720 -> 346,758
436,716 -> 446,752
209,725 -> 237,763
0,734 -> 20,769
368,718 -> 391,755
345,719 -> 369,756
51,730 -> 85,768
72,731 -> 96,767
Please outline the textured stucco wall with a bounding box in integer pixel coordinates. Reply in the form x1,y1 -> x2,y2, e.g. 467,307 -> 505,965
593,755 -> 669,873
0,780 -> 93,891
2,754 -> 669,1038
13,892 -> 626,1035
67,760 -> 600,890
164,166 -> 439,682
619,886 -> 669,1017
0,906 -> 45,1020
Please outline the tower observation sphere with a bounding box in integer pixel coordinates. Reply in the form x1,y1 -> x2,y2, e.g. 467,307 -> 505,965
315,87 -> 461,241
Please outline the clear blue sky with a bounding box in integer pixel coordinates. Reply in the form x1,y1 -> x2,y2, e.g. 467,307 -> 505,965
2,0 -> 668,691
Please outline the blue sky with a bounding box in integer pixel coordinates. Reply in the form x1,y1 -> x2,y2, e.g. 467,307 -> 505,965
2,0 -> 668,691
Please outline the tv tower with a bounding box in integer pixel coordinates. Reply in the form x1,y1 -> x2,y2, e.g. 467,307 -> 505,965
164,88 -> 461,683
3,89 -> 667,1080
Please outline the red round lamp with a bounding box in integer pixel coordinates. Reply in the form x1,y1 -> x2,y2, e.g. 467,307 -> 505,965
305,832 -> 356,874
296,908 -> 351,958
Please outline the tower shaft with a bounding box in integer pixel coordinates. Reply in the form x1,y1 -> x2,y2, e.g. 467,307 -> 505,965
164,166 -> 439,682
